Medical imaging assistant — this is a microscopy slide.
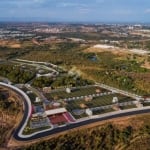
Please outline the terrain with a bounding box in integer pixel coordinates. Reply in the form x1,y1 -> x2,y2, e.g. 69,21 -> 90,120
0,86 -> 22,148
0,23 -> 150,149
21,114 -> 150,150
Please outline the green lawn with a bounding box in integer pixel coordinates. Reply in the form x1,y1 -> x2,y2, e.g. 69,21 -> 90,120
66,93 -> 135,118
67,94 -> 135,110
92,108 -> 115,115
120,104 -> 137,110
46,86 -> 108,99
143,102 -> 150,106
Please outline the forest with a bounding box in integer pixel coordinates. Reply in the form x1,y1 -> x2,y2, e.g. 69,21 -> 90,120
0,64 -> 36,83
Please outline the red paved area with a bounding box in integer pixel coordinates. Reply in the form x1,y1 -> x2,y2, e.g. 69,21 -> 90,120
49,113 -> 68,125
30,105 -> 34,117
63,112 -> 75,122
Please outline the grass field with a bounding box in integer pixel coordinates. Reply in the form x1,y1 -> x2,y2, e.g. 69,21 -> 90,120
92,108 -> 115,115
46,86 -> 108,99
143,102 -> 150,106
66,93 -> 135,110
66,93 -> 135,118
120,104 -> 137,110
70,112 -> 88,119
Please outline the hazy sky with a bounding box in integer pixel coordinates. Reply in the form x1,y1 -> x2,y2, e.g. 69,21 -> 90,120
0,0 -> 150,22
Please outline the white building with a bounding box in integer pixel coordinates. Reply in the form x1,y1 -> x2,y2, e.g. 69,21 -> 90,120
45,108 -> 67,116
112,97 -> 118,103
85,108 -> 93,116
66,88 -> 71,93
35,97 -> 41,103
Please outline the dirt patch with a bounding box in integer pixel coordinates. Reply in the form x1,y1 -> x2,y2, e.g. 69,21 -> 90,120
0,86 -> 23,149
32,39 -> 40,45
0,40 -> 21,48
10,44 -> 21,48
141,61 -> 150,69
84,47 -> 128,56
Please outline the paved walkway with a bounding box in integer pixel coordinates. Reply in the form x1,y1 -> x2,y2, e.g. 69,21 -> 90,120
96,83 -> 143,100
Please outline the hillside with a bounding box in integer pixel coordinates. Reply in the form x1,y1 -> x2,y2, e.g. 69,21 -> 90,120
23,114 -> 150,150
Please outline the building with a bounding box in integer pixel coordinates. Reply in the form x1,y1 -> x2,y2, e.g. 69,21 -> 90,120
45,108 -> 67,116
112,97 -> 118,103
85,108 -> 93,116
35,97 -> 41,103
66,88 -> 71,93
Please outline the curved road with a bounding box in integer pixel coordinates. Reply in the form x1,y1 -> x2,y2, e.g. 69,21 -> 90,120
0,82 -> 150,142
14,108 -> 150,141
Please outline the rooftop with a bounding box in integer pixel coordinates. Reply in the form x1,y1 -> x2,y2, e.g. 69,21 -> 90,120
45,108 -> 67,116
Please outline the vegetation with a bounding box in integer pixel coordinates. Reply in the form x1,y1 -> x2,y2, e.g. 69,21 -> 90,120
0,126 -> 11,146
66,93 -> 134,115
0,64 -> 36,83
32,77 -> 53,88
0,88 -> 21,147
18,41 -> 150,95
46,86 -> 102,99
32,75 -> 92,88
22,114 -> 150,150
0,92 -> 19,113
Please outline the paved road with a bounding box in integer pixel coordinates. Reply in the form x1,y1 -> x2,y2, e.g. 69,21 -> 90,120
1,82 -> 150,142
13,108 -> 150,141
96,83 -> 142,100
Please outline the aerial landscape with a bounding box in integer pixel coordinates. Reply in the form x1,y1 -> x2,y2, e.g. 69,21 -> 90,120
0,0 -> 150,150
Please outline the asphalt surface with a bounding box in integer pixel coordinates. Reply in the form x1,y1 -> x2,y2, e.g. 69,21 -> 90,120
1,83 -> 150,142
13,103 -> 150,141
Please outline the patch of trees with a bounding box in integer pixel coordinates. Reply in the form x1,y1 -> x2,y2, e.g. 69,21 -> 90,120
20,43 -> 150,94
0,93 -> 18,113
0,64 -> 36,83
32,76 -> 93,88
32,77 -> 53,88
0,126 -> 11,147
22,123 -> 150,150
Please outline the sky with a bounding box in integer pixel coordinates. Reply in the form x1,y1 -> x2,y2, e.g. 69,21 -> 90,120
0,0 -> 150,23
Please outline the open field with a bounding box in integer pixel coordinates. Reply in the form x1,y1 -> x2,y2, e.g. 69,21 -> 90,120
0,40 -> 21,48
46,86 -> 108,99
66,93 -> 135,110
64,92 -> 136,119
85,44 -> 150,56
120,104 -> 137,110
92,108 -> 115,115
